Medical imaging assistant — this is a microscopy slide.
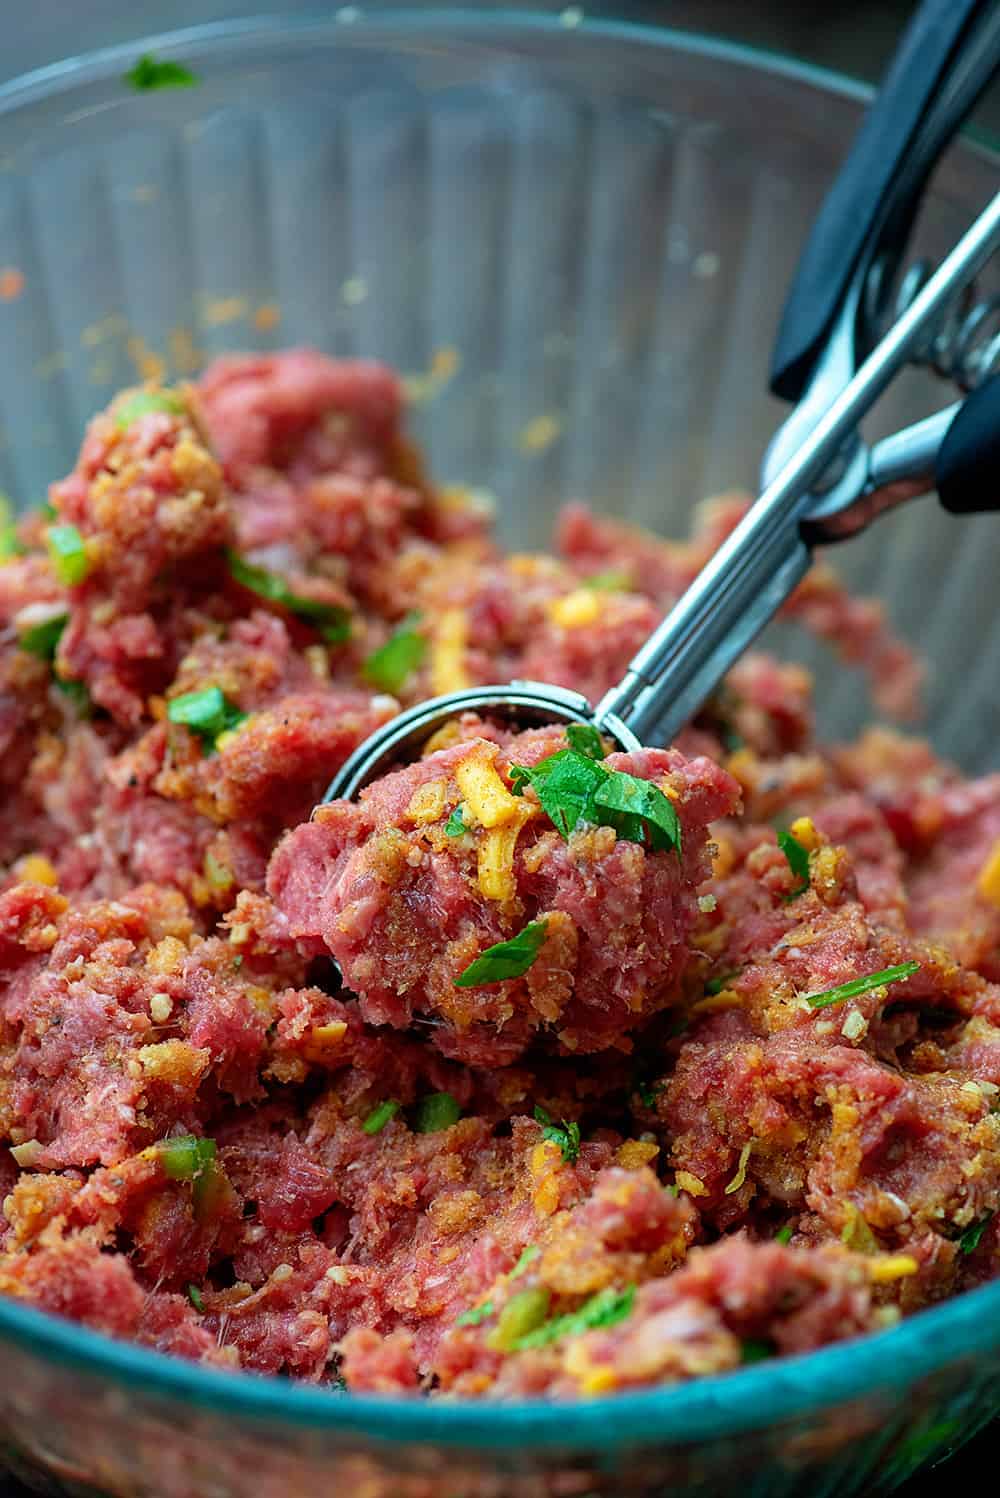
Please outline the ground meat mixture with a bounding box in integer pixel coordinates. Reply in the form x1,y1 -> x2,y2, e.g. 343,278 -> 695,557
1,350 -> 998,1400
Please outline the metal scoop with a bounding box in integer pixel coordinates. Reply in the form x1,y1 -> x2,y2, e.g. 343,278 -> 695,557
326,0 -> 1000,804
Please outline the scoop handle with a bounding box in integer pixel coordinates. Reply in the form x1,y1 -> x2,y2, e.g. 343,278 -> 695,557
770,0 -> 1000,402
937,372 -> 1000,514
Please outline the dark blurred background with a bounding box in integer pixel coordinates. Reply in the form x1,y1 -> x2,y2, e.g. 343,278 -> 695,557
0,3 -> 994,1495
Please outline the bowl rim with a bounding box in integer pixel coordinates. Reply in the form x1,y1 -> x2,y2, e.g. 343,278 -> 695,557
2,5 -> 1000,1453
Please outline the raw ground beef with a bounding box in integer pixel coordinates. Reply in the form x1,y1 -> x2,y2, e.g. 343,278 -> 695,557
1,349 -> 998,1401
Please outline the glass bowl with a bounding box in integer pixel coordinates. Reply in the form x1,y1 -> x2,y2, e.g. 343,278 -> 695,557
0,13 -> 999,1497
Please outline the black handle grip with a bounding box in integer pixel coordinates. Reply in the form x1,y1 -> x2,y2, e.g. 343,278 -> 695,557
937,373 -> 1000,513
770,0 -> 999,403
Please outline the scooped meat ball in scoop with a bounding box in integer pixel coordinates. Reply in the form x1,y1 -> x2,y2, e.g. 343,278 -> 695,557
268,722 -> 740,1064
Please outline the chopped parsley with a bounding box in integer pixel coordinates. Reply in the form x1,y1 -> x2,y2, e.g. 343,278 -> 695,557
445,805 -> 467,838
706,971 -> 740,996
777,829 -> 810,898
124,55 -> 200,91
774,1223 -> 794,1245
363,614 -> 427,694
455,1300 -> 494,1327
509,1244 -> 541,1280
187,1284 -> 205,1313
534,1106 -> 581,1164
160,1134 -> 217,1182
361,1100 -> 400,1135
510,748 -> 680,853
593,770 -> 681,852
0,525 -> 25,561
54,676 -> 92,715
115,389 -> 185,429
487,1287 -> 551,1351
414,1092 -> 461,1134
167,686 -> 246,751
18,613 -> 67,660
160,1135 -> 226,1220
805,961 -> 920,1010
454,919 -> 548,988
958,1212 -> 994,1254
47,524 -> 90,586
508,1284 -> 636,1352
226,551 -> 351,644
740,1338 -> 775,1364
631,1068 -> 663,1108
583,570 -> 631,593
565,723 -> 605,760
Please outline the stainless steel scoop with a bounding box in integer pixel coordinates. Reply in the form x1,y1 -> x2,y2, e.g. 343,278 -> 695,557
326,0 -> 1000,804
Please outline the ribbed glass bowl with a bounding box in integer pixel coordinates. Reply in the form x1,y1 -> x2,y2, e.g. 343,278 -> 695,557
1,13 -> 999,1498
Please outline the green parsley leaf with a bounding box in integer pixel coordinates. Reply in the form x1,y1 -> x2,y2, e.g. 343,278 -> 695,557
509,1284 -> 636,1351
227,551 -> 351,644
774,1224 -> 794,1246
631,1068 -> 663,1108
0,526 -> 26,561
487,1287 -> 551,1351
510,749 -> 603,838
18,613 -> 68,660
187,1284 -> 205,1313
414,1092 -> 461,1134
805,961 -> 920,1010
509,1244 -> 540,1280
361,1100 -> 400,1136
510,748 -> 681,853
124,55 -> 199,91
54,676 -> 92,715
115,390 -> 185,430
740,1338 -> 774,1364
445,805 -> 467,838
38,502 -> 57,523
565,723 -> 605,760
592,769 -> 681,854
167,686 -> 246,751
363,614 -> 427,694
454,919 -> 548,988
777,829 -> 810,898
958,1212 -> 994,1254
160,1134 -> 216,1182
47,524 -> 90,586
583,570 -> 631,593
706,971 -> 740,996
455,1300 -> 494,1327
534,1105 -> 581,1164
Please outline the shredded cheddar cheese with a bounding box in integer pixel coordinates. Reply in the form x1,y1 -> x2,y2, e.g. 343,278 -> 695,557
430,608 -> 470,695
869,1255 -> 919,1283
18,855 -> 58,887
478,821 -> 527,902
977,838 -> 1000,907
789,815 -> 821,853
456,753 -> 523,828
546,589 -> 601,630
690,989 -> 743,1015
